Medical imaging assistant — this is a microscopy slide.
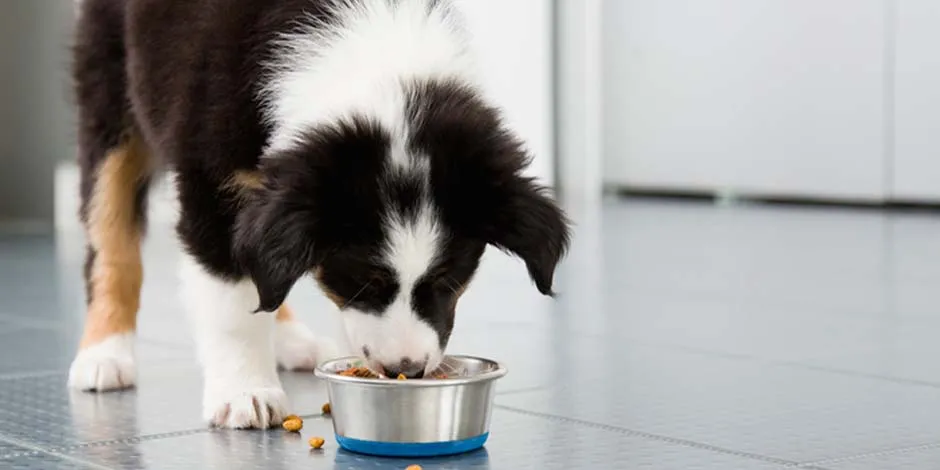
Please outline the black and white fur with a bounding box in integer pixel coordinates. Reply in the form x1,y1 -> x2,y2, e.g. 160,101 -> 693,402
69,0 -> 569,428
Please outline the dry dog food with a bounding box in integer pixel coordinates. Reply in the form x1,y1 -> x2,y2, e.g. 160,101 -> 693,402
337,367 -> 449,380
308,436 -> 325,449
282,416 -> 303,432
338,367 -> 380,378
321,402 -> 331,414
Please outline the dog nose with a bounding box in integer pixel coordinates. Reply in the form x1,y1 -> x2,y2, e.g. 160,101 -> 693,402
383,357 -> 425,379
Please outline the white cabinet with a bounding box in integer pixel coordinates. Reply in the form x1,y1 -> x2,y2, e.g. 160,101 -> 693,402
602,0 -> 888,201
892,0 -> 940,202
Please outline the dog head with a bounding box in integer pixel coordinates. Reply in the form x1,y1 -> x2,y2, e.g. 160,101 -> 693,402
235,80 -> 570,377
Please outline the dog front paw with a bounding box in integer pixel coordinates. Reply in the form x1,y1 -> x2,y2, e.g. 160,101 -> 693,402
68,333 -> 136,392
203,385 -> 288,429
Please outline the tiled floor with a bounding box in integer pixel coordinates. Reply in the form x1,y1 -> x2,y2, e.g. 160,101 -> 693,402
2,198 -> 940,469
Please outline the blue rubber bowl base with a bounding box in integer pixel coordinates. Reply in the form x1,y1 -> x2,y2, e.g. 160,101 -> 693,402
335,433 -> 489,457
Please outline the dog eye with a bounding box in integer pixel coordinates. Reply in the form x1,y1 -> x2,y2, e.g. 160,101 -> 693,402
367,275 -> 388,290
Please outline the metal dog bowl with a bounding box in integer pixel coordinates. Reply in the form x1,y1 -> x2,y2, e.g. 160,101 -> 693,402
314,355 -> 507,457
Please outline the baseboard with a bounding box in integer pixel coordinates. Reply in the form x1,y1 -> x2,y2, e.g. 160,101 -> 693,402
610,186 -> 940,212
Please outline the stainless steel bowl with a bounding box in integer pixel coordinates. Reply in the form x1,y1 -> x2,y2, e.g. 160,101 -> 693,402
314,355 -> 507,457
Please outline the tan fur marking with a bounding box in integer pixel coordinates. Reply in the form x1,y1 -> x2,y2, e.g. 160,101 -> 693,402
225,170 -> 265,202
276,303 -> 295,322
314,268 -> 347,309
80,135 -> 150,349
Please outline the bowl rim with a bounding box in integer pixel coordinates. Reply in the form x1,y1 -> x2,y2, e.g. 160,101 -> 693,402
314,355 -> 507,387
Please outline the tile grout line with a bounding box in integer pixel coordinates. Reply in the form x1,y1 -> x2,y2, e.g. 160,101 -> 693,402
482,321 -> 940,393
51,429 -> 214,452
646,339 -> 940,393
0,368 -> 553,398
0,369 -> 66,380
0,371 -> 920,468
805,440 -> 940,467
0,434 -> 114,469
9,311 -> 940,394
4,349 -> 933,467
494,404 -> 832,470
0,388 -> 548,458
12,333 -> 940,398
0,429 -> 216,463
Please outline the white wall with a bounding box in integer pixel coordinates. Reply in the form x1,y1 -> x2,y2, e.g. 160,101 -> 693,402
56,0 -> 556,230
453,0 -> 555,185
602,0 -> 890,202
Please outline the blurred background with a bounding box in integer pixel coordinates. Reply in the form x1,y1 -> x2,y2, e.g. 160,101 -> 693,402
2,0 -> 939,229
2,1 -> 940,469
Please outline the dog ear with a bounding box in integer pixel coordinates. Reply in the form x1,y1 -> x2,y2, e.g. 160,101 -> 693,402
233,168 -> 320,313
485,177 -> 571,296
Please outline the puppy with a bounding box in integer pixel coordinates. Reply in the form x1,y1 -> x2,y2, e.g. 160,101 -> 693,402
68,0 -> 570,429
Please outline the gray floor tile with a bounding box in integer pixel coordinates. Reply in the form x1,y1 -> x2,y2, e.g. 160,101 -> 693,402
495,342 -> 940,464
62,409 -> 800,470
546,286 -> 940,388
0,453 -> 103,470
0,319 -> 32,337
0,367 -> 328,448
4,199 -> 940,467
594,203 -> 940,320
0,440 -> 28,457
0,440 -> 103,470
822,445 -> 940,470
0,326 -> 192,375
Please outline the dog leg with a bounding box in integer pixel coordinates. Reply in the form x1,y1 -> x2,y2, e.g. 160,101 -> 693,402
181,253 -> 288,429
69,135 -> 150,392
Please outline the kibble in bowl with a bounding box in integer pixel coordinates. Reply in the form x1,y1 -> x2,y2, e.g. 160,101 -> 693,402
315,356 -> 506,458
333,363 -> 453,381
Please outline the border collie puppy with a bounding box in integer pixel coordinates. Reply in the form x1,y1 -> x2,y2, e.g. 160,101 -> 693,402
68,0 -> 570,428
